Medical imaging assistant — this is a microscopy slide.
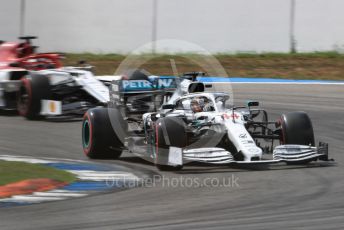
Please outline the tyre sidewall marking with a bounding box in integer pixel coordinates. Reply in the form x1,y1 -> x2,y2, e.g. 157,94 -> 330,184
82,112 -> 93,156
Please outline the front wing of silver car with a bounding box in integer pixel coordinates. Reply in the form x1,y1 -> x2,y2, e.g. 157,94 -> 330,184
166,142 -> 331,166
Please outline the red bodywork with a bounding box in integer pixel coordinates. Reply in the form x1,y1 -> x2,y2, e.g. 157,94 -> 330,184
0,38 -> 62,70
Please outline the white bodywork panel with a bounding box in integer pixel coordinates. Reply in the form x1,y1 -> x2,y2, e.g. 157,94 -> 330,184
95,75 -> 122,82
74,72 -> 109,103
0,70 -> 26,92
273,145 -> 322,162
192,109 -> 263,162
0,69 -> 27,107
183,148 -> 233,164
40,68 -> 110,103
0,71 -> 11,82
215,112 -> 263,161
40,100 -> 62,115
168,147 -> 183,166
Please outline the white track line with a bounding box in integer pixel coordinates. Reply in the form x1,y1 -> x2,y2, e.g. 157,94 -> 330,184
0,156 -> 54,164
48,189 -> 86,193
1,195 -> 66,203
67,170 -> 139,181
1,189 -> 96,204
33,192 -> 87,197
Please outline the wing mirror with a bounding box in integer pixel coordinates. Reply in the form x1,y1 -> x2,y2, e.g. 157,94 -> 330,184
197,116 -> 207,120
247,101 -> 259,107
188,82 -> 205,93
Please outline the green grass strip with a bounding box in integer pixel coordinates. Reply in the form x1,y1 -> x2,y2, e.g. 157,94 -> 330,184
62,52 -> 344,80
0,160 -> 76,186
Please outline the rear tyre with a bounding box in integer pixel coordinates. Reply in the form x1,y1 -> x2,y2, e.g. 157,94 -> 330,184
17,74 -> 50,120
82,108 -> 127,159
279,111 -> 315,164
154,117 -> 187,171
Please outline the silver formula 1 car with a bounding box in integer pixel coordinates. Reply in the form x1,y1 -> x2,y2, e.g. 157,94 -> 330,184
82,71 -> 331,171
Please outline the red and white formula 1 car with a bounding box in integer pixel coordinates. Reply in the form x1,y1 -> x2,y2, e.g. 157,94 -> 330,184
0,36 -> 62,110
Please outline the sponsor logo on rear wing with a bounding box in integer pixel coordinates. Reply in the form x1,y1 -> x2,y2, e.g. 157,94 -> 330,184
117,76 -> 177,92
109,76 -> 177,107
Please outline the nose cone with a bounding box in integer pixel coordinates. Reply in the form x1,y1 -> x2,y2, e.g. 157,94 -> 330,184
243,147 -> 263,161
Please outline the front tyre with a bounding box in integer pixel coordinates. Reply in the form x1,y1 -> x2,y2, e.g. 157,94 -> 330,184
280,111 -> 315,146
17,74 -> 50,120
82,108 -> 127,159
279,111 -> 315,164
154,117 -> 187,171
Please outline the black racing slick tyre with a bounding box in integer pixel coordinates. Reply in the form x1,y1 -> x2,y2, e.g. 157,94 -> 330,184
279,111 -> 315,164
82,108 -> 127,159
155,117 -> 187,171
280,111 -> 315,146
17,74 -> 51,120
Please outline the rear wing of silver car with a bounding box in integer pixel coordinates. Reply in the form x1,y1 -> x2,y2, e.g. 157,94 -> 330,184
108,74 -> 232,115
109,76 -> 178,115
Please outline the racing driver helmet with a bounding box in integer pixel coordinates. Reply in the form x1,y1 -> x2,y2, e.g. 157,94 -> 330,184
190,98 -> 204,113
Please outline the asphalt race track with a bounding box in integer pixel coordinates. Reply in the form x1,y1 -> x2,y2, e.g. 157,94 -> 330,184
0,84 -> 343,230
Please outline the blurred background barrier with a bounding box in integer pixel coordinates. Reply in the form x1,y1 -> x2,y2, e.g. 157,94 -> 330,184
1,0 -> 343,54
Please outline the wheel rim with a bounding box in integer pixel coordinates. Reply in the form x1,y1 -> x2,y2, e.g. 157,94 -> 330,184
82,120 -> 91,148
